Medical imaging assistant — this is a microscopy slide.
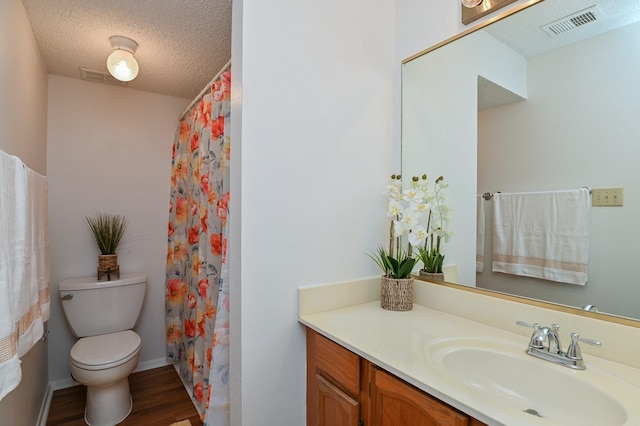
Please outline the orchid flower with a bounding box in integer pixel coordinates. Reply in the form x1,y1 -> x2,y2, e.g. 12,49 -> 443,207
369,173 -> 452,278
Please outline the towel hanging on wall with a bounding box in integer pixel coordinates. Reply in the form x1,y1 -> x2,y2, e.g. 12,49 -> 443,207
491,188 -> 590,285
0,149 -> 50,401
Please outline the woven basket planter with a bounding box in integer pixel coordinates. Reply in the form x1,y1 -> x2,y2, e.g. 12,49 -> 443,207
98,254 -> 118,271
97,254 -> 120,280
380,276 -> 414,311
419,270 -> 445,282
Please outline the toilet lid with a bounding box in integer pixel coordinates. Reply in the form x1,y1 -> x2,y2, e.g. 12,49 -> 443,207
71,330 -> 141,371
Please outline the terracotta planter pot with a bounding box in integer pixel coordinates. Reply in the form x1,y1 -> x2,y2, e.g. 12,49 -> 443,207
380,276 -> 414,311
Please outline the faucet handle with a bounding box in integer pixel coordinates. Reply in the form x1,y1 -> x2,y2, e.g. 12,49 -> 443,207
566,333 -> 602,360
517,321 -> 547,348
516,320 -> 540,330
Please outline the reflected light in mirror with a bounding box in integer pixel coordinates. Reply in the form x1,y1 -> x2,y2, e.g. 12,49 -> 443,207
462,0 -> 483,8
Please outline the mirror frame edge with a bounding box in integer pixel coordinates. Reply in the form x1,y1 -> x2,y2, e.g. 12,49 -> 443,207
402,0 -> 640,329
402,0 -> 544,65
414,276 -> 640,328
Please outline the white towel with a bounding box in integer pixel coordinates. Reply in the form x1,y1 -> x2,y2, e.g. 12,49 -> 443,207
0,150 -> 50,400
0,152 -> 24,400
17,166 -> 49,357
476,195 -> 485,272
492,189 -> 590,285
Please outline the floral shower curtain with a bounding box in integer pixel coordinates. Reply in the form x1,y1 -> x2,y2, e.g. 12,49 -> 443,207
166,69 -> 231,423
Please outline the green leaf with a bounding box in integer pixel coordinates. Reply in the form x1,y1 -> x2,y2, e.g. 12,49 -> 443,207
397,257 -> 417,279
86,213 -> 128,255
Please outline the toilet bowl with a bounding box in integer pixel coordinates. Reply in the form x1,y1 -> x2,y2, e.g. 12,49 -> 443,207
59,273 -> 147,426
70,330 -> 142,426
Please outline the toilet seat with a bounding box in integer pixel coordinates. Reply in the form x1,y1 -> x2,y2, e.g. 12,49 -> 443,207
71,330 -> 141,371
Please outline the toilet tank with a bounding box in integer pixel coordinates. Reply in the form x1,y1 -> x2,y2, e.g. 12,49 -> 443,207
59,273 -> 147,337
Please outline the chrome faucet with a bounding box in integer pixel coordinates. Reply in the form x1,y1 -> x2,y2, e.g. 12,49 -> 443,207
516,321 -> 601,370
547,323 -> 562,354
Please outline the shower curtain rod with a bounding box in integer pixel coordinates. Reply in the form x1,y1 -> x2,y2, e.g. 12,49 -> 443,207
178,59 -> 231,120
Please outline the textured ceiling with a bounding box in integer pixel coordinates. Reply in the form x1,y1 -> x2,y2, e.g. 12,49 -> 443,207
21,0 -> 232,100
485,0 -> 640,58
478,0 -> 640,109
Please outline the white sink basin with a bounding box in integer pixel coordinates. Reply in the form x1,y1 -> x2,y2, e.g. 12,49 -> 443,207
425,336 -> 640,425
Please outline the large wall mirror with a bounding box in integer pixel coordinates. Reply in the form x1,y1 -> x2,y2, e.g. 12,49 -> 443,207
402,0 -> 640,323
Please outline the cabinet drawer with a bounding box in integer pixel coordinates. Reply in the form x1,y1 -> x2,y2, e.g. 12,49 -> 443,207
371,366 -> 470,425
314,332 -> 360,396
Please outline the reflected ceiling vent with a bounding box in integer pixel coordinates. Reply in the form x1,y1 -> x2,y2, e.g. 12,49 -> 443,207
79,67 -> 128,86
542,6 -> 603,36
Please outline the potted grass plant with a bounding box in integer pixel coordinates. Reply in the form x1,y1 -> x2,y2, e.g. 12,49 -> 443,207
86,213 -> 127,277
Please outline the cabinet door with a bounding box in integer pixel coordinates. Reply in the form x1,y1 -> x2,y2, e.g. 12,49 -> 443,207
371,367 -> 469,426
316,374 -> 360,426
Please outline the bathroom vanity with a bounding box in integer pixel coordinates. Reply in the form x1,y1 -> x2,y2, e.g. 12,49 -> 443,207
306,327 -> 485,425
299,278 -> 640,425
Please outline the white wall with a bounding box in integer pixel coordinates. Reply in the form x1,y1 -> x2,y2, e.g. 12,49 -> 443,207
0,0 -> 48,174
0,0 -> 49,424
46,75 -> 189,384
232,0 -> 396,424
477,22 -> 640,319
228,0 -> 243,419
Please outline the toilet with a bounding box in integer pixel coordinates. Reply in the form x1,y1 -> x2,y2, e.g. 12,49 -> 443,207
59,273 -> 147,426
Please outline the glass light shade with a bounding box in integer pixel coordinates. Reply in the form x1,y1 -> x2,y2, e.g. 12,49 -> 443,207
462,0 -> 483,7
106,49 -> 139,82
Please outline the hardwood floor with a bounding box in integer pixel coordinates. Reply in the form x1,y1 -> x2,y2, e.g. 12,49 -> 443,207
47,365 -> 203,426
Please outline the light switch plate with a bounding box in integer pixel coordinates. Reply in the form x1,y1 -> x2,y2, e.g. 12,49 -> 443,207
592,188 -> 624,207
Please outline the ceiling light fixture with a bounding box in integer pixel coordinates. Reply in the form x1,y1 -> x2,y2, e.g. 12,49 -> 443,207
462,0 -> 483,8
106,36 -> 139,82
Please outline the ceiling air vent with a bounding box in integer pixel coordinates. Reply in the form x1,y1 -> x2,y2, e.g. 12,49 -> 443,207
542,6 -> 603,36
79,67 -> 128,86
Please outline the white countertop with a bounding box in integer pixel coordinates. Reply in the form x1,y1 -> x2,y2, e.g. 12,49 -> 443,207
299,299 -> 640,425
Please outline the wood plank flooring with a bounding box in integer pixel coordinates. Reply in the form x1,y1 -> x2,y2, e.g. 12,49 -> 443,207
47,365 -> 203,426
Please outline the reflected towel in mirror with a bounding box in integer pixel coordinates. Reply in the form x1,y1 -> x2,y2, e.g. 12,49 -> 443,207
492,188 -> 590,285
476,195 -> 485,272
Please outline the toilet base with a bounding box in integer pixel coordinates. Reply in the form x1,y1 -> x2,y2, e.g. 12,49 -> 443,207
85,377 -> 132,426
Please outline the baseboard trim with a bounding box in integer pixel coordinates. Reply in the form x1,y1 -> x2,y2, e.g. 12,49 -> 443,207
36,384 -> 54,426
135,357 -> 172,373
49,377 -> 79,391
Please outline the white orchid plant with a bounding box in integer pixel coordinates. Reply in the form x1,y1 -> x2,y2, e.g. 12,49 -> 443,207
368,174 -> 452,279
417,175 -> 453,273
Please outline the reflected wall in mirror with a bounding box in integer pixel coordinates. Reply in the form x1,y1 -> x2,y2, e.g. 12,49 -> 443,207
402,0 -> 640,321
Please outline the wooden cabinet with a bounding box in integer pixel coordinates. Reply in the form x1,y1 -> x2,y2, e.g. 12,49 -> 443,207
307,328 -> 367,426
306,328 -> 487,426
316,373 -> 360,425
370,366 -> 468,426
